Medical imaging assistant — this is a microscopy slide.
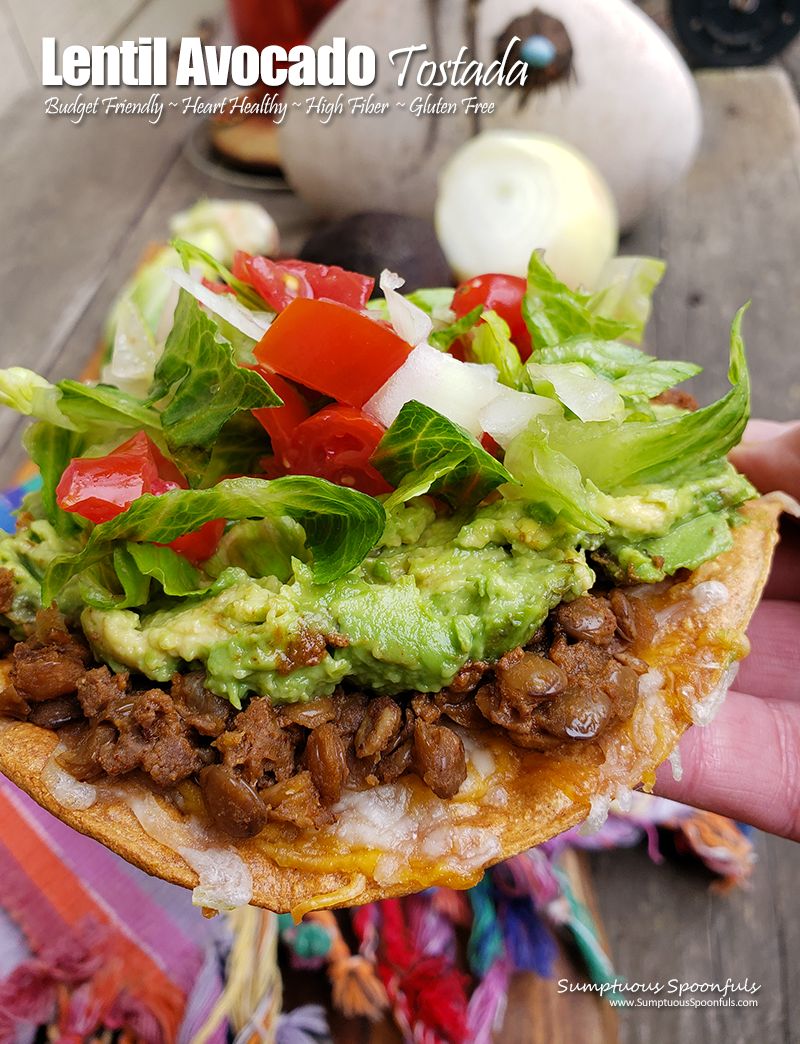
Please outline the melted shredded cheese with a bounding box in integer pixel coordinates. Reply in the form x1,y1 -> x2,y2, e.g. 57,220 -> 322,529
690,664 -> 739,727
126,791 -> 253,911
42,745 -> 97,810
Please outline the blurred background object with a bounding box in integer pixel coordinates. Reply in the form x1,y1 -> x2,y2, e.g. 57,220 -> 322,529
670,0 -> 800,66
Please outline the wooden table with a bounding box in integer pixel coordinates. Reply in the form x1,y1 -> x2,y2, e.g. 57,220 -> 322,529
1,8 -> 799,1039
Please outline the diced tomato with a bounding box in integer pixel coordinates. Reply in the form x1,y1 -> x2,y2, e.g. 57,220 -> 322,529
201,277 -> 235,296
56,431 -> 223,563
56,432 -> 184,524
168,519 -> 227,565
283,405 -> 392,496
234,253 -> 374,311
234,252 -> 314,311
452,274 -> 533,360
255,298 -> 413,407
249,366 -> 311,467
282,260 -> 374,310
480,433 -> 503,459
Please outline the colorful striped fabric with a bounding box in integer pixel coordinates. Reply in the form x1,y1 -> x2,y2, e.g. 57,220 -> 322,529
0,777 -> 228,1043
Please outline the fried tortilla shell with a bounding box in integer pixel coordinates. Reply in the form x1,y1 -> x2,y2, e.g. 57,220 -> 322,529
0,497 -> 782,916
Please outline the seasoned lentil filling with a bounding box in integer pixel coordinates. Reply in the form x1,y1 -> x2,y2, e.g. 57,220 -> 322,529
0,589 -> 655,840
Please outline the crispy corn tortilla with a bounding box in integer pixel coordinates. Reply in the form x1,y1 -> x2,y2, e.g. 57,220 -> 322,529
0,498 -> 781,916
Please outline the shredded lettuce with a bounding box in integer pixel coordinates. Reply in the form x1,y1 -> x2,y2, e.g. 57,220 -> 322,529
523,252 -> 634,348
503,425 -> 607,533
534,339 -> 701,402
23,423 -> 84,538
542,308 -> 750,491
527,362 -> 624,422
430,306 -> 483,351
42,475 -> 386,602
173,238 -> 269,312
373,400 -> 513,510
147,290 -> 279,480
0,367 -> 161,434
587,256 -> 666,344
471,311 -> 526,388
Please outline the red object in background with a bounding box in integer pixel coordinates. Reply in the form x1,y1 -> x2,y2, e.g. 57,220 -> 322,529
255,298 -> 412,407
283,405 -> 392,496
56,432 -> 224,564
452,274 -> 534,361
228,0 -> 340,51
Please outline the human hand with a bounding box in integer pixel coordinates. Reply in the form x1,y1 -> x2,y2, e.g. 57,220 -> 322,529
654,420 -> 800,839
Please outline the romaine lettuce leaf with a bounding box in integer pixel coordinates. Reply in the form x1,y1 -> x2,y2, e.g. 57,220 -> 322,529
148,290 -> 279,475
503,425 -> 608,533
173,238 -> 269,311
126,542 -> 205,595
429,306 -> 483,351
523,253 -> 633,348
0,369 -> 161,433
587,257 -> 666,344
23,423 -> 83,538
79,543 -> 205,611
405,288 -> 456,315
471,311 -> 526,389
372,400 -> 513,509
42,475 -> 386,601
543,308 -> 750,490
533,339 -> 700,401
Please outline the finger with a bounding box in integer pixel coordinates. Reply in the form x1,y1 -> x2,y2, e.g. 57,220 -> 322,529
739,419 -> 791,443
738,600 -> 800,701
653,689 -> 800,840
763,535 -> 800,601
729,420 -> 800,497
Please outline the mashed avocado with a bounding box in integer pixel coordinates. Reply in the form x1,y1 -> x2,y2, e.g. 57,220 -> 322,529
81,499 -> 594,705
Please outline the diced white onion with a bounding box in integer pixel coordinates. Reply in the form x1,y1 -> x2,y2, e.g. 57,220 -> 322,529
479,385 -> 560,448
364,342 -> 498,436
528,361 -> 625,422
165,267 -> 272,342
380,269 -> 432,347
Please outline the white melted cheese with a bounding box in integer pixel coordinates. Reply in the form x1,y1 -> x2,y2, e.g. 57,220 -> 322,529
126,791 -> 253,911
690,664 -> 739,727
330,780 -> 501,878
690,580 -> 730,612
42,745 -> 97,811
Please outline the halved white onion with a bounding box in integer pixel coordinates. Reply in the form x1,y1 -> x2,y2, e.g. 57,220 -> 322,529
435,131 -> 618,289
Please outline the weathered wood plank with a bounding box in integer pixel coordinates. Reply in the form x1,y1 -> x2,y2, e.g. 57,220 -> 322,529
626,67 -> 800,421
591,832 -> 800,1044
0,141 -> 314,482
